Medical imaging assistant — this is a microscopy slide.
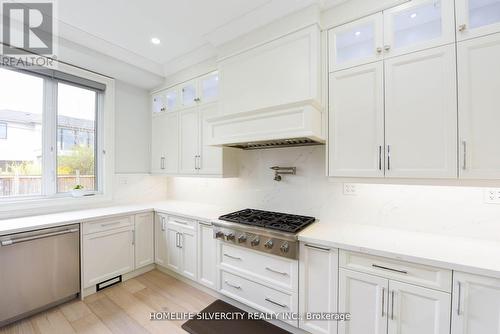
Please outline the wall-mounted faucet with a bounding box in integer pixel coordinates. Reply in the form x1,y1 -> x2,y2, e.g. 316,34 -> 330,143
270,166 -> 296,181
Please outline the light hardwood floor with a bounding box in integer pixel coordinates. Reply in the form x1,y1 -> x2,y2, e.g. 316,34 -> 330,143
0,270 -> 216,334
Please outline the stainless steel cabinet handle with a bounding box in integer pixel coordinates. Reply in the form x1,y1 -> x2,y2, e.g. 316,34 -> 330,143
161,217 -> 166,231
0,228 -> 79,246
132,230 -> 135,245
223,253 -> 242,260
194,155 -> 198,170
376,47 -> 383,54
458,24 -> 467,32
175,232 -> 179,248
198,155 -> 202,171
379,145 -> 382,170
225,280 -> 241,289
101,221 -> 122,227
199,221 -> 212,227
160,156 -> 165,170
387,145 -> 391,170
178,233 -> 183,249
381,287 -> 386,317
265,298 -> 287,308
265,267 -> 288,276
384,45 -> 391,52
372,264 -> 408,275
462,140 -> 467,170
304,244 -> 330,252
391,290 -> 395,320
457,281 -> 462,315
172,219 -> 188,225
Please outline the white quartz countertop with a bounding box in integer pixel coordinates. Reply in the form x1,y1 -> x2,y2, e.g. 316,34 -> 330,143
299,222 -> 500,279
0,200 -> 231,236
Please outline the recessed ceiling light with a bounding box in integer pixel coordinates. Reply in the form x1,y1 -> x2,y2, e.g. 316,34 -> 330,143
355,31 -> 361,36
410,13 -> 417,18
151,37 -> 161,45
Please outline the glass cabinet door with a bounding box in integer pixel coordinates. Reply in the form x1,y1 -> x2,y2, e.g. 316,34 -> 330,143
199,72 -> 219,103
180,80 -> 197,108
165,88 -> 179,111
328,13 -> 383,72
456,0 -> 500,41
152,93 -> 166,114
383,0 -> 455,57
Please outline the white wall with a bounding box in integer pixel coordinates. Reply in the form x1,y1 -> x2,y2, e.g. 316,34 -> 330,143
114,81 -> 151,174
167,146 -> 500,242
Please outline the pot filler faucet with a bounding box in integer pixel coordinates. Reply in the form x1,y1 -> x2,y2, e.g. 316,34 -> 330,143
270,166 -> 296,181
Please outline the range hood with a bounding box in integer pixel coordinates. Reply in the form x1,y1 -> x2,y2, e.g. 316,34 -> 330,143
205,101 -> 325,149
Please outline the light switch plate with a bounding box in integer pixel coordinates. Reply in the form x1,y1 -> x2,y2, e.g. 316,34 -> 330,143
343,183 -> 357,196
484,189 -> 500,204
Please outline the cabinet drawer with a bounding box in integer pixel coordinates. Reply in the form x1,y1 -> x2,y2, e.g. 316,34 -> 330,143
339,250 -> 452,292
220,270 -> 298,320
83,215 -> 133,235
220,244 -> 298,291
166,214 -> 196,231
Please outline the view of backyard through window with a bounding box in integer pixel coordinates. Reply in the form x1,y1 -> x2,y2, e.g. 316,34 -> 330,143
57,82 -> 97,193
0,69 -> 44,197
0,68 -> 98,197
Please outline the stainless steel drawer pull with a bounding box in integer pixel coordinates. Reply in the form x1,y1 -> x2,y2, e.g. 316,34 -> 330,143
223,253 -> 242,260
265,298 -> 287,308
265,267 -> 288,276
172,220 -> 188,225
1,228 -> 79,246
101,221 -> 122,227
381,287 -> 386,317
199,221 -> 212,227
391,290 -> 395,320
224,280 -> 241,289
457,281 -> 462,315
372,264 -> 408,275
304,244 -> 330,252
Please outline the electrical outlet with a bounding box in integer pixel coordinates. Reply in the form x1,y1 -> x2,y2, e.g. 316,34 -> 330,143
484,189 -> 500,204
343,183 -> 357,196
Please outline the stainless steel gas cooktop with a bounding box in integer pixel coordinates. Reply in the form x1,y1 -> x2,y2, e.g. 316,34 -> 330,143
213,209 -> 316,260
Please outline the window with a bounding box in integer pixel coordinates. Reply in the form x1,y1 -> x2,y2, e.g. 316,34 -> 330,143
0,123 -> 7,139
0,66 -> 105,199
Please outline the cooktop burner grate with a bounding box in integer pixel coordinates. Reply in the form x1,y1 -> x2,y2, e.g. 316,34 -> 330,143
218,209 -> 315,233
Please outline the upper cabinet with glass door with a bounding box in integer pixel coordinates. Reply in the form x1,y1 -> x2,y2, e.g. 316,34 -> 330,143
456,0 -> 500,40
199,72 -> 219,103
329,13 -> 384,71
383,0 -> 455,58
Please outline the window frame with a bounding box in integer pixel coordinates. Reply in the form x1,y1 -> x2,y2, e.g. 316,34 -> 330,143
0,60 -> 114,217
0,122 -> 7,139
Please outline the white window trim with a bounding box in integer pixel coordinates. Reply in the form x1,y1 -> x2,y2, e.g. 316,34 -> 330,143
0,61 -> 115,219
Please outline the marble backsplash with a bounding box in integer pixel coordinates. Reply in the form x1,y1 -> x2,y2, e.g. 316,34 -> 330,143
167,146 -> 500,241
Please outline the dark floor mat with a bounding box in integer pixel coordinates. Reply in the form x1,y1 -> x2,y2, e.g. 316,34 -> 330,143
181,299 -> 291,334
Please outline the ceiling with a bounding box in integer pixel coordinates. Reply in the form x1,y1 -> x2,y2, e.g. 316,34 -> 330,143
55,0 -> 345,79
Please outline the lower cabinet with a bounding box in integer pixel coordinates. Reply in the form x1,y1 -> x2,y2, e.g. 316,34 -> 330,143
157,214 -> 198,281
134,212 -> 154,269
338,251 -> 452,334
82,217 -> 135,288
197,221 -> 217,289
299,243 -> 339,334
452,272 -> 500,334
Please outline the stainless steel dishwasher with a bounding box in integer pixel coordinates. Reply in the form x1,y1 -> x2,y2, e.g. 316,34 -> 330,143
0,224 -> 80,327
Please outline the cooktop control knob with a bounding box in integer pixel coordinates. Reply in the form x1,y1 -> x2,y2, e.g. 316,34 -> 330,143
280,242 -> 290,253
215,231 -> 224,239
225,233 -> 235,241
251,237 -> 260,246
264,240 -> 274,249
238,234 -> 247,243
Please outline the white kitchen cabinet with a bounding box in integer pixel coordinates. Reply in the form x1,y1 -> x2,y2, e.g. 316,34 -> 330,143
339,269 -> 389,334
179,107 -> 200,174
134,213 -> 154,269
198,221 -> 217,289
165,216 -> 198,280
384,44 -> 457,178
458,33 -> 500,179
83,226 -> 135,288
329,13 -> 384,71
151,112 -> 179,174
152,93 -> 166,114
328,61 -> 385,177
180,79 -> 198,108
299,243 -> 338,334
165,87 -> 180,111
179,102 -> 226,175
383,0 -> 455,58
456,0 -> 500,41
452,272 -> 500,334
388,280 -> 451,334
155,214 -> 168,267
199,71 -> 219,103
